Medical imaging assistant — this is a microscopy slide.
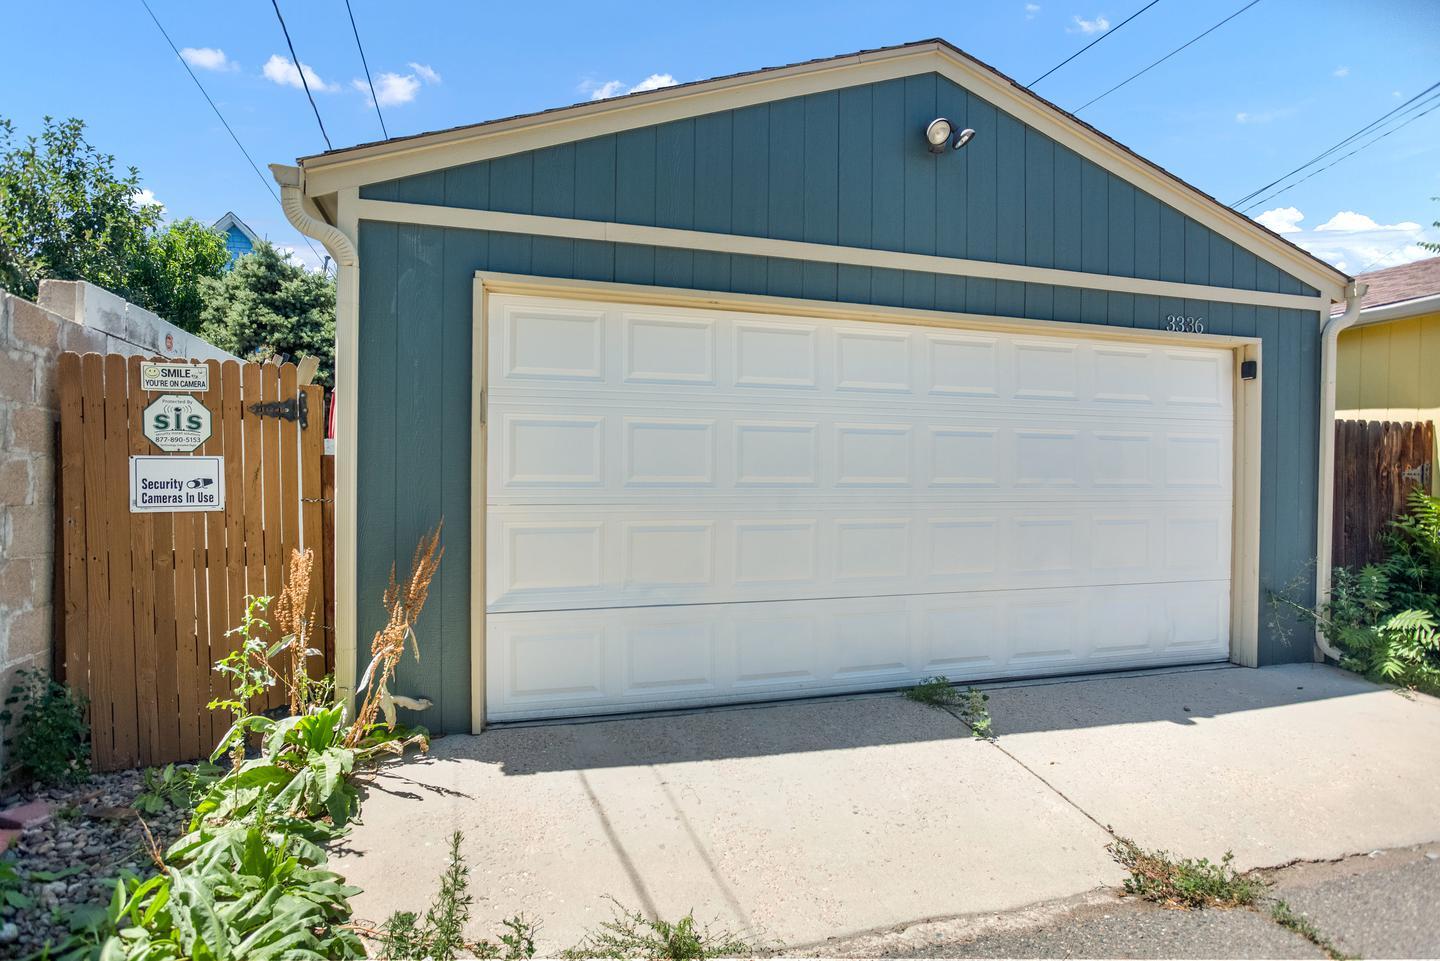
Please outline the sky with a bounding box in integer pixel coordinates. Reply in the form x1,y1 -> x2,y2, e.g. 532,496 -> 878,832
3,0 -> 1438,278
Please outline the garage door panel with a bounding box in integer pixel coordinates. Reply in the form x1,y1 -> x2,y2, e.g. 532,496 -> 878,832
485,580 -> 1230,721
485,294 -> 1234,721
486,502 -> 1232,611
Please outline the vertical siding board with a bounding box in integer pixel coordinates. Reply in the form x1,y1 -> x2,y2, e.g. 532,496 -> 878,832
870,80 -> 906,305
730,104 -> 770,290
397,170 -> 446,206
443,161 -> 490,210
837,86 -> 875,305
693,112 -> 734,290
574,135 -> 617,280
1080,160 -> 1108,323
964,95 -> 998,313
1255,305 -> 1282,661
934,80 -> 968,312
1023,127 -> 1054,320
615,127 -> 657,282
1158,204 -> 1185,283
1184,221 -> 1210,287
393,225 -> 447,719
531,144 -> 576,278
655,119 -> 696,287
488,153 -> 533,273
903,76 -> 938,309
1052,146 -> 1083,321
803,92 -> 840,301
1106,180 -> 1135,326
767,98 -> 802,312
1133,190 -> 1161,283
1296,312 -> 1320,650
356,222 -> 400,685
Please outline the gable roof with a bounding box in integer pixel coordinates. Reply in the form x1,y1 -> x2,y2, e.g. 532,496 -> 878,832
211,211 -> 261,246
292,38 -> 1349,298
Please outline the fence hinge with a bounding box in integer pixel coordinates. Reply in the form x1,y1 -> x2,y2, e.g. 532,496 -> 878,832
248,392 -> 309,429
1402,463 -> 1431,485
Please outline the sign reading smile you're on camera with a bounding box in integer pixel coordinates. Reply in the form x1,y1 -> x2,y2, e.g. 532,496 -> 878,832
130,456 -> 225,513
140,362 -> 209,392
143,394 -> 211,452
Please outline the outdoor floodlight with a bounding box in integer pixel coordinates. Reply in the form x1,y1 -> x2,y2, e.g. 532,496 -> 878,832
925,117 -> 953,153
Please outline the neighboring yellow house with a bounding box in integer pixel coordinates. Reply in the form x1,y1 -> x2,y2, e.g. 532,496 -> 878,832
1336,255 -> 1440,490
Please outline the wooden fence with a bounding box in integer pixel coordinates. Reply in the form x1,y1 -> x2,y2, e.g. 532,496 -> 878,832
57,353 -> 331,771
1332,419 -> 1435,571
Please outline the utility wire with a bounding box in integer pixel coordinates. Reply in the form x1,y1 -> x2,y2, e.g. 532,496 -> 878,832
1073,0 -> 1264,113
1029,0 -> 1164,86
344,0 -> 388,139
270,0 -> 333,151
1240,96 -> 1440,212
1232,81 -> 1440,207
137,0 -> 327,269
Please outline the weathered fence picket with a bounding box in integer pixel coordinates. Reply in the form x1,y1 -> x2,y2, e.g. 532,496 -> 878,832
1332,418 -> 1436,571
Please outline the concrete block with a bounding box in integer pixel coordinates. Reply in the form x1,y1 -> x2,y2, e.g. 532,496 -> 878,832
8,405 -> 53,455
0,459 -> 30,506
0,799 -> 53,829
2,607 -> 50,660
35,280 -> 81,324
8,299 -> 60,353
0,351 -> 34,404
0,557 -> 36,606
4,503 -> 53,558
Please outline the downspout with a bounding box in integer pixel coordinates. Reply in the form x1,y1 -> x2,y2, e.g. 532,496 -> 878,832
1314,279 -> 1368,660
269,164 -> 357,268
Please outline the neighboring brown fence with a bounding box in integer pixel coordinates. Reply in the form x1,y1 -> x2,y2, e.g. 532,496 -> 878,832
56,353 -> 331,771
1332,419 -> 1435,571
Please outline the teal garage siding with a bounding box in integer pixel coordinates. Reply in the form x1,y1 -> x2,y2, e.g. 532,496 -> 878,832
351,73 -> 1324,733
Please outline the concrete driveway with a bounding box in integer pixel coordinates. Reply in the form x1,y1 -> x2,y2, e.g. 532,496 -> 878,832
334,664 -> 1440,954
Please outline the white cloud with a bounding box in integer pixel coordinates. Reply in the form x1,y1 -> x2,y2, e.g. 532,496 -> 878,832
1070,14 -> 1110,33
180,47 -> 236,72
584,73 -> 679,101
1025,3 -> 1041,18
1252,207 -> 1437,274
1235,106 -> 1295,125
131,188 -> 163,211
262,54 -> 338,92
408,62 -> 441,85
1255,206 -> 1304,234
352,62 -> 441,108
1332,65 -> 1349,78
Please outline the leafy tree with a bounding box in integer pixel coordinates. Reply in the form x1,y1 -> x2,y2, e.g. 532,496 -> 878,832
0,115 -> 227,330
1422,196 -> 1439,254
198,242 -> 336,387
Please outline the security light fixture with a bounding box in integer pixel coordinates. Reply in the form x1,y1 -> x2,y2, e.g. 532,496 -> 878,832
952,127 -> 976,150
925,117 -> 953,153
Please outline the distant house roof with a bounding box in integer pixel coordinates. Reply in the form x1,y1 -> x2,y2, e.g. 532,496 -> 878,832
211,211 -> 261,247
1354,255 -> 1440,310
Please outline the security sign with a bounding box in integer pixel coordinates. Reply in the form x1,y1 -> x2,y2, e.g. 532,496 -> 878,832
143,394 -> 212,452
140,363 -> 209,392
130,456 -> 224,512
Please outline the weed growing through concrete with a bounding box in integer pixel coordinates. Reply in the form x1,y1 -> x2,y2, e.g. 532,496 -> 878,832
1270,899 -> 1355,960
375,831 -> 538,960
903,676 -> 994,738
1108,836 -> 1269,909
562,896 -> 750,960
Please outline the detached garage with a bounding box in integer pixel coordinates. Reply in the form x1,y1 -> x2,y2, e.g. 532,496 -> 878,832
274,39 -> 1352,732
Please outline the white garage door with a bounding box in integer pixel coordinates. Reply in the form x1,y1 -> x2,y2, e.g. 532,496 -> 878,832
484,293 -> 1233,721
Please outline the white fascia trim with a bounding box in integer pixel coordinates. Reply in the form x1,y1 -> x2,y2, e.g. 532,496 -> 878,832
1351,292 -> 1440,327
300,44 -> 1346,298
357,197 -> 1326,312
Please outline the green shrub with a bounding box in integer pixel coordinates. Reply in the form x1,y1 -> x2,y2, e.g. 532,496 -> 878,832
1,668 -> 90,785
903,676 -> 995,738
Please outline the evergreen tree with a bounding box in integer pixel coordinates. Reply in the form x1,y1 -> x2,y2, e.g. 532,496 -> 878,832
198,242 -> 336,387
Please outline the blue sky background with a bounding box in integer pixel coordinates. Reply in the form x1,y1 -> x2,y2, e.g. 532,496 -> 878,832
4,0 -> 1438,277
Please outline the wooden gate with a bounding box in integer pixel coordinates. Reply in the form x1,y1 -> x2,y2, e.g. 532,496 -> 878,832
1332,419 -> 1436,570
56,353 -> 330,771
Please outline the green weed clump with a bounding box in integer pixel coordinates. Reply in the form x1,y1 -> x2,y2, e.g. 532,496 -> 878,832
904,676 -> 994,738
563,896 -> 750,960
1109,836 -> 1268,909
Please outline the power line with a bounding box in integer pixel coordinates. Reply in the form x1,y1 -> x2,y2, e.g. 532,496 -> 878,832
1232,81 -> 1440,208
344,0 -> 388,139
269,0 -> 332,151
1029,0 -> 1164,87
1073,0 -> 1264,113
137,0 -> 327,269
1239,96 -> 1440,212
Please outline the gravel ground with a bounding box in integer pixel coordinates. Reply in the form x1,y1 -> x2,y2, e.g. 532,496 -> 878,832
0,770 -> 189,957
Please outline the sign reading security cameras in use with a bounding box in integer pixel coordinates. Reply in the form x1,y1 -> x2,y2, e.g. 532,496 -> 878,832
130,456 -> 225,513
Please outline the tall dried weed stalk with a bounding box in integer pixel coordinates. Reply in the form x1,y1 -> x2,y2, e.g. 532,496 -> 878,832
348,523 -> 444,746
273,547 -> 325,713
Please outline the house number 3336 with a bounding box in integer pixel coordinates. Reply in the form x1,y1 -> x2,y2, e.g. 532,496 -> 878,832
1165,314 -> 1205,333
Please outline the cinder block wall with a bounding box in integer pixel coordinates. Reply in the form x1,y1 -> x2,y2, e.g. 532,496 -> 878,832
0,282 -> 235,773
